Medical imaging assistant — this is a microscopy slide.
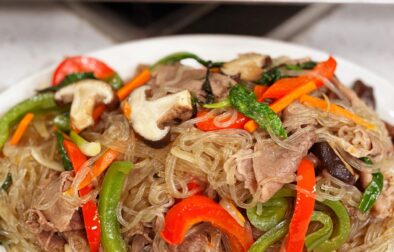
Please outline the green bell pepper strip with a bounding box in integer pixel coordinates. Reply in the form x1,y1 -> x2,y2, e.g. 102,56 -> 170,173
247,197 -> 289,232
105,73 -> 123,90
285,61 -> 317,71
1,173 -> 12,192
54,113 -> 71,132
0,93 -> 58,150
358,172 -> 384,213
229,84 -> 287,138
54,130 -> 73,171
38,72 -> 96,93
151,52 -> 223,69
314,200 -> 350,252
272,187 -> 296,198
248,219 -> 290,252
272,187 -> 349,251
305,211 -> 333,251
99,161 -> 134,252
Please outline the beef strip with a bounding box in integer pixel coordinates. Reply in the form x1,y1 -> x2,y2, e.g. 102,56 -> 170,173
252,129 -> 317,202
352,80 -> 376,109
25,172 -> 86,251
37,231 -> 65,252
151,64 -> 235,101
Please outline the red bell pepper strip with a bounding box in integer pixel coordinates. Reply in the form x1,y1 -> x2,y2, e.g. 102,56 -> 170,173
263,57 -> 337,99
161,195 -> 253,252
285,158 -> 316,252
52,56 -> 117,86
63,140 -> 101,252
195,110 -> 248,131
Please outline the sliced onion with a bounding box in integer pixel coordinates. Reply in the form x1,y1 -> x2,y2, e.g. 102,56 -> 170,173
219,198 -> 245,227
31,149 -> 63,172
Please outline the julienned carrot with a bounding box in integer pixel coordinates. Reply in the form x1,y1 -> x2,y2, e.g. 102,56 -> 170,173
78,148 -> 119,190
300,95 -> 376,130
122,101 -> 132,120
244,120 -> 258,133
10,113 -> 34,145
117,68 -> 151,101
66,148 -> 120,195
245,81 -> 317,133
270,81 -> 317,113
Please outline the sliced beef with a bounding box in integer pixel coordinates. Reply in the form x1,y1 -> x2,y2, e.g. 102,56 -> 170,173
352,80 -> 375,109
63,230 -> 89,252
234,149 -> 257,193
252,129 -> 316,202
25,172 -> 86,251
151,64 -> 235,101
37,231 -> 65,252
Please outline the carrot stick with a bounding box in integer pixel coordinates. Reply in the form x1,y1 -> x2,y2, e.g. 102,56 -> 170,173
117,68 -> 151,101
244,120 -> 258,133
65,148 -> 119,195
10,113 -> 34,145
300,95 -> 376,130
77,148 -> 119,191
270,81 -> 317,113
244,81 -> 317,133
121,101 -> 132,120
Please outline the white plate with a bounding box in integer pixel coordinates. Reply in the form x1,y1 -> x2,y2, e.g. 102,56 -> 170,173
1,35 -> 393,123
0,35 -> 393,250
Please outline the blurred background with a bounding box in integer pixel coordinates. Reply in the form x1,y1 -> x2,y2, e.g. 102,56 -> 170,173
0,1 -> 393,91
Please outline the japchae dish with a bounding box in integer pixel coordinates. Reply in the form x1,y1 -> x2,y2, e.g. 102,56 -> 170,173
0,52 -> 393,252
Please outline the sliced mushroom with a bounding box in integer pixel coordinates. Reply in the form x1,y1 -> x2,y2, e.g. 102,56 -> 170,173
311,142 -> 357,184
127,86 -> 193,148
55,79 -> 118,131
221,53 -> 268,81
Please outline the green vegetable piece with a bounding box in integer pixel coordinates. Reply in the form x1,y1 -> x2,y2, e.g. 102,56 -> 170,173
255,68 -> 285,86
229,84 -> 287,138
286,61 -> 317,71
202,68 -> 215,104
249,219 -> 290,252
152,52 -> 223,69
70,130 -> 101,157
305,211 -> 333,251
360,156 -> 373,165
99,161 -> 134,252
1,173 -> 12,192
272,187 -> 296,198
105,73 -> 123,90
315,200 -> 350,252
203,98 -> 230,109
0,93 -> 58,150
247,197 -> 289,232
54,113 -> 70,132
358,172 -> 384,213
38,72 -> 96,93
54,130 -> 73,171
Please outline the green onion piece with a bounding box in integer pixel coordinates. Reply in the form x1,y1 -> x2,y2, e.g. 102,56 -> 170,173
358,172 -> 384,213
203,99 -> 230,109
70,131 -> 101,157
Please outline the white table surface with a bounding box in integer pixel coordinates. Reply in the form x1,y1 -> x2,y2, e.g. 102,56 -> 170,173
0,3 -> 393,92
